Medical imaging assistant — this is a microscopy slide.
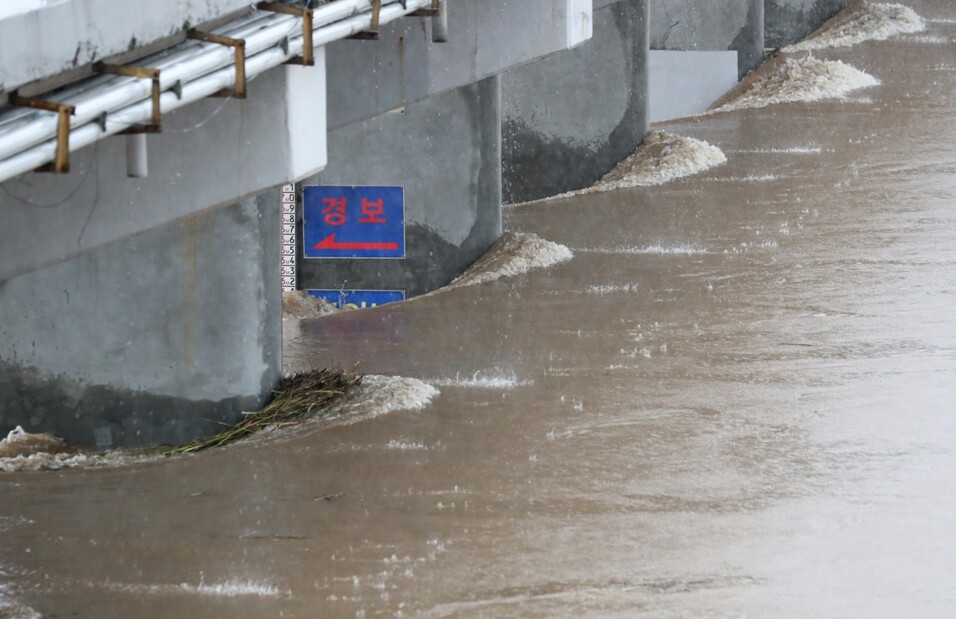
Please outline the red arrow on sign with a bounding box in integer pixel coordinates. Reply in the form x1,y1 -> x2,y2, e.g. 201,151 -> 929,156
312,233 -> 399,251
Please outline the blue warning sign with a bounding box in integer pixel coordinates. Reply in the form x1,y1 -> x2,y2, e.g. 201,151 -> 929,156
308,289 -> 406,310
303,185 -> 405,259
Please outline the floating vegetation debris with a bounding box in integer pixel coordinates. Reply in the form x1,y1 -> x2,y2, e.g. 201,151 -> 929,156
159,368 -> 362,456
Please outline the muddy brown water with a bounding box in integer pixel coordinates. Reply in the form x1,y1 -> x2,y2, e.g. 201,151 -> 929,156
3,2 -> 956,617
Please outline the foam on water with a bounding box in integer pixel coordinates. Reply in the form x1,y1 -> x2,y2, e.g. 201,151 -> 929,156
787,1 -> 925,51
907,34 -> 949,44
439,232 -> 573,291
512,132 -> 726,205
0,426 -> 71,458
709,174 -> 779,183
0,426 -> 158,473
0,577 -> 40,619
323,375 -> 439,425
579,244 -> 707,256
98,579 -> 283,598
714,57 -> 880,113
586,284 -> 639,295
727,146 -> 822,154
429,369 -> 532,389
588,131 -> 726,191
282,290 -> 341,320
385,440 -> 428,451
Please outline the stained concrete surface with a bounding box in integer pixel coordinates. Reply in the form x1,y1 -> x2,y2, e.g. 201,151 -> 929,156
0,193 -> 282,447
298,77 -> 501,297
501,0 -> 649,204
650,0 -> 764,76
765,0 -> 854,47
1,1 -> 955,616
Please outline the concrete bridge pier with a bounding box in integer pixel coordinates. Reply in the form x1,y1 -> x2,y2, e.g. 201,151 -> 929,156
764,0 -> 854,48
0,194 -> 282,448
501,0 -> 650,205
298,76 -> 502,298
649,0 -> 765,78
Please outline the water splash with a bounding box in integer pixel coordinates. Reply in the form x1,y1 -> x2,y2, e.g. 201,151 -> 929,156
430,369 -> 532,389
282,290 -> 341,320
324,375 -> 440,424
438,232 -> 573,291
787,1 -> 925,51
714,57 -> 880,113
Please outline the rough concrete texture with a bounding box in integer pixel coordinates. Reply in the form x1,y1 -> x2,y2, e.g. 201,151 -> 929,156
650,0 -> 764,77
0,193 -> 282,448
298,77 -> 502,298
501,0 -> 649,204
765,0 -> 854,47
0,62 -> 326,285
325,0 -> 591,130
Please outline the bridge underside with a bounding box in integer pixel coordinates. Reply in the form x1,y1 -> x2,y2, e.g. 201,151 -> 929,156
0,0 -> 847,446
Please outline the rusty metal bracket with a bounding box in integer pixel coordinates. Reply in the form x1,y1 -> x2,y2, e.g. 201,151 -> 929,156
96,63 -> 162,133
9,91 -> 76,173
257,2 -> 315,66
186,30 -> 247,98
410,0 -> 441,17
348,0 -> 382,40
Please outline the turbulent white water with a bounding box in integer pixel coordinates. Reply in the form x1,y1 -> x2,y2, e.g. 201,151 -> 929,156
96,579 -> 284,598
591,131 -> 727,191
281,290 -> 341,320
440,232 -> 573,291
787,1 -> 925,51
322,375 -> 440,425
429,369 -> 532,389
579,244 -> 707,256
0,426 -> 155,472
714,57 -> 880,113
0,578 -> 40,619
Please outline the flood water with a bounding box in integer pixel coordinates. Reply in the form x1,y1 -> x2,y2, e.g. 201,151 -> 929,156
3,2 -> 956,617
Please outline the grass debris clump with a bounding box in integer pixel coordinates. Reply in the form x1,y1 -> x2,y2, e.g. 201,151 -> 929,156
160,368 -> 362,456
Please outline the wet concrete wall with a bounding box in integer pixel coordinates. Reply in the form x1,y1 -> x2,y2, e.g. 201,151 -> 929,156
650,0 -> 764,77
764,0 -> 853,47
297,76 -> 501,298
324,0 -> 592,131
0,193 -> 281,447
0,61 -> 326,285
501,0 -> 649,205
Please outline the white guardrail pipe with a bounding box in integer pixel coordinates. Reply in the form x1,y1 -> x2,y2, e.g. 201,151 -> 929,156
0,0 -> 432,184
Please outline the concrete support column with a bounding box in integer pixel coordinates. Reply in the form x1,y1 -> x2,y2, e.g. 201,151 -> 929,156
0,194 -> 282,448
650,0 -> 765,78
764,0 -> 853,48
501,0 -> 649,204
735,0 -> 765,77
297,76 -> 502,298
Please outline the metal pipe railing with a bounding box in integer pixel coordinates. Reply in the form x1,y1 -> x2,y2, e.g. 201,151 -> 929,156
0,0 -> 432,183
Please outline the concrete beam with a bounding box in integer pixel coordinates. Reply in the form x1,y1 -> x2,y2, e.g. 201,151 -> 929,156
501,0 -> 649,204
